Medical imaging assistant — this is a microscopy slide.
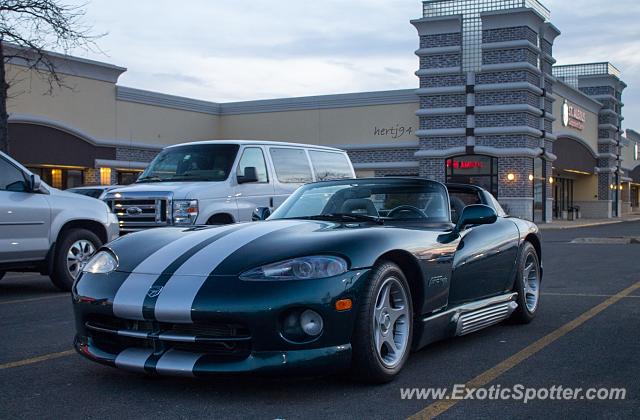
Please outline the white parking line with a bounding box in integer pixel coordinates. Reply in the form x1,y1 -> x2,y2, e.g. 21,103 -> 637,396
0,294 -> 69,306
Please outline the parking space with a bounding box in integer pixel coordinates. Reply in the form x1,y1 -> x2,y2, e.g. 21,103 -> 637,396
1,222 -> 639,419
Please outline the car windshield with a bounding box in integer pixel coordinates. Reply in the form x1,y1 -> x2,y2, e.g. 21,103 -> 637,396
270,178 -> 450,223
137,144 -> 239,183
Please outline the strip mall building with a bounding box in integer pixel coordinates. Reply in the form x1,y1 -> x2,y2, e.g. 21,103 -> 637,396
4,0 -> 640,222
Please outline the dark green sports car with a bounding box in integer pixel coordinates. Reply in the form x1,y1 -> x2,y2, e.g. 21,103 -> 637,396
72,178 -> 542,383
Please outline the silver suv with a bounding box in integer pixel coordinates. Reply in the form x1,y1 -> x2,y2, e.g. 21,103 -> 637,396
0,151 -> 119,290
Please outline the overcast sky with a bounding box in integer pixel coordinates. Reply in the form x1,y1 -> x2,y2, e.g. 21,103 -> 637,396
67,0 -> 640,129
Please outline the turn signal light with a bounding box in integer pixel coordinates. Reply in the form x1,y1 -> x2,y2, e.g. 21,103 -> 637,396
335,299 -> 353,312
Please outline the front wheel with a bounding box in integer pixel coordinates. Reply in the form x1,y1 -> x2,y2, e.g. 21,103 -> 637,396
351,261 -> 413,383
511,242 -> 541,324
50,229 -> 102,291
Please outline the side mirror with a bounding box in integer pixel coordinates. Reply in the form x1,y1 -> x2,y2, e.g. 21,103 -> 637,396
251,206 -> 271,221
238,167 -> 259,184
29,174 -> 42,192
455,204 -> 497,233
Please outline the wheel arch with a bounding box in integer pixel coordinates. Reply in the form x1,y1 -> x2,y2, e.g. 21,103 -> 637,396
376,250 -> 425,318
524,233 -> 542,262
206,213 -> 235,225
57,219 -> 108,244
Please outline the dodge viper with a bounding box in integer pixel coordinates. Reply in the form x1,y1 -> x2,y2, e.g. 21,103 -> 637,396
72,178 -> 542,383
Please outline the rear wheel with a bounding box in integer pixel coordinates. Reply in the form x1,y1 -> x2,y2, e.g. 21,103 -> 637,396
50,229 -> 102,291
351,261 -> 413,383
511,242 -> 540,324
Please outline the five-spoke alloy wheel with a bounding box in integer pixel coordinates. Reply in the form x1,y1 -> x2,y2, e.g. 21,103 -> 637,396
352,261 -> 413,383
511,241 -> 541,324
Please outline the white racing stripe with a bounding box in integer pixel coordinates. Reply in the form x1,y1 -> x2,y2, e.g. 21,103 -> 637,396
114,348 -> 154,373
154,221 -> 303,323
112,224 -> 239,320
155,349 -> 204,377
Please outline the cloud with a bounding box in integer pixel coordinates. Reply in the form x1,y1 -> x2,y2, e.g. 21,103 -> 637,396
63,0 -> 639,128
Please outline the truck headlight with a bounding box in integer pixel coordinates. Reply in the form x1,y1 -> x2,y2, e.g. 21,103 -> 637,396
83,250 -> 118,274
239,256 -> 348,281
173,200 -> 198,225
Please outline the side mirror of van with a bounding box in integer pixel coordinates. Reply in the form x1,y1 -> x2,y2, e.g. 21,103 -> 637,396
238,167 -> 259,184
252,207 -> 271,221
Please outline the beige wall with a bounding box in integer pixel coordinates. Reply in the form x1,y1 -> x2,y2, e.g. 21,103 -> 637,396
573,174 -> 599,201
219,102 -> 419,146
115,101 -> 219,146
552,94 -> 599,155
6,63 -> 219,146
6,63 -> 118,140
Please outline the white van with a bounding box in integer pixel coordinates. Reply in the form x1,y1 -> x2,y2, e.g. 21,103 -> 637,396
105,140 -> 355,232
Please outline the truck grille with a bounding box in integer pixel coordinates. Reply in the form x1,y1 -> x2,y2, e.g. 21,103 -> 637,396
105,192 -> 172,232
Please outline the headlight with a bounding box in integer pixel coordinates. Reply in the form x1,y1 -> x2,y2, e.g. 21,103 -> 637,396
83,250 -> 118,274
173,199 -> 198,225
239,256 -> 348,281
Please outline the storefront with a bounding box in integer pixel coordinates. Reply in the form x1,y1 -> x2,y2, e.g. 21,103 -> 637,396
3,0 -> 638,221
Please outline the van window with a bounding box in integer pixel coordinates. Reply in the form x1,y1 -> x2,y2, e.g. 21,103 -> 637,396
0,158 -> 28,192
309,150 -> 353,180
269,148 -> 313,184
238,147 -> 268,182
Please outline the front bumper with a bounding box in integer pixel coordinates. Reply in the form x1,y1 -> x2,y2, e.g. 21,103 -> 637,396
72,268 -> 370,376
75,337 -> 351,376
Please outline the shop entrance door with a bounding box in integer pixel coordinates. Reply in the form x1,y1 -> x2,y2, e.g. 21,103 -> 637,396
553,178 -> 574,219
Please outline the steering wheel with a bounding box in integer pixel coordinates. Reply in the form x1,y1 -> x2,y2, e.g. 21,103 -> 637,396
387,205 -> 428,220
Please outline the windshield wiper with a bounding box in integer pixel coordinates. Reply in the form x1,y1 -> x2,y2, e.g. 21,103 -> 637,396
292,213 -> 384,225
135,176 -> 165,183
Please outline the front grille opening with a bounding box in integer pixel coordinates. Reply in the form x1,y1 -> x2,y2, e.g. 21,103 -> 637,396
85,315 -> 252,361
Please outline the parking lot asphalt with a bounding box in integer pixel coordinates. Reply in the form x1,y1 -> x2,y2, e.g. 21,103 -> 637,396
1,221 -> 639,419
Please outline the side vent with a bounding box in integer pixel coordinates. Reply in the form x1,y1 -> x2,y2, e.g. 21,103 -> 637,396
455,301 -> 518,336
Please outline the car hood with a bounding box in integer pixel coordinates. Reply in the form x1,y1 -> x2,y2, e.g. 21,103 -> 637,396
108,181 -> 226,199
106,219 -> 447,276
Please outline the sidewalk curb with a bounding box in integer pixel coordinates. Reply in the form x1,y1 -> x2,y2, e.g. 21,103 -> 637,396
539,217 -> 640,230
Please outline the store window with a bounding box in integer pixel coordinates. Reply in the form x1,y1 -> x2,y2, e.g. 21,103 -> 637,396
445,155 -> 498,197
533,158 -> 546,223
117,171 -> 141,185
27,167 -> 84,189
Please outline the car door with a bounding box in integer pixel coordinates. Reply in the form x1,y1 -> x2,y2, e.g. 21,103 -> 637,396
234,146 -> 274,221
0,157 -> 51,263
268,147 -> 314,208
448,216 -> 520,304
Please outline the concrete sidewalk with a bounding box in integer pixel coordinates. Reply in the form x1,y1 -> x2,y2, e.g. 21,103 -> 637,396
539,213 -> 640,230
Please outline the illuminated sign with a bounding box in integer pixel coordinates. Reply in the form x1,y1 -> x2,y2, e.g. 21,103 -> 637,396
562,100 -> 586,131
446,159 -> 484,169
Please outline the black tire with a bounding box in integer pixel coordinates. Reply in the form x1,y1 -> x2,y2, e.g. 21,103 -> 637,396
351,261 -> 413,383
50,228 -> 102,291
511,242 -> 541,324
0,271 -> 5,281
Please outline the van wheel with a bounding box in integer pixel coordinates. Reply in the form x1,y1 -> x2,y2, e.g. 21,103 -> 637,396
50,229 -> 102,291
